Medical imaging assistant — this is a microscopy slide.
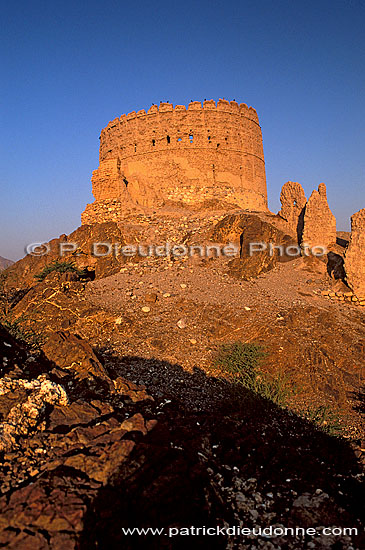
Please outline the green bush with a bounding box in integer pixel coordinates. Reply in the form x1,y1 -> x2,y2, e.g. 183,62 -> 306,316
303,405 -> 343,436
214,341 -> 265,382
35,260 -> 85,282
214,341 -> 293,407
0,272 -> 9,315
1,316 -> 44,350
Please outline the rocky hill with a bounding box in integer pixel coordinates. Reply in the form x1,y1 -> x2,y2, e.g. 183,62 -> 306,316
0,205 -> 364,549
0,300 -> 364,549
0,256 -> 13,270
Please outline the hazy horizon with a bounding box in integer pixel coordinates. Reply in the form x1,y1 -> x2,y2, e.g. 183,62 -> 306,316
1,0 -> 364,262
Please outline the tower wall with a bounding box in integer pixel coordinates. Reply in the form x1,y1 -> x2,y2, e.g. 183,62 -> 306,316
82,99 -> 268,223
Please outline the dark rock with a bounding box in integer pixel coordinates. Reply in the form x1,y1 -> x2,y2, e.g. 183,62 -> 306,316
48,401 -> 100,430
212,212 -> 298,279
42,331 -> 114,393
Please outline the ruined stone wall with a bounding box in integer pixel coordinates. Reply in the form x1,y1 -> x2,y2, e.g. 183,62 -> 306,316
278,182 -> 336,249
278,182 -> 307,242
302,183 -> 337,248
82,99 -> 268,223
344,209 -> 365,298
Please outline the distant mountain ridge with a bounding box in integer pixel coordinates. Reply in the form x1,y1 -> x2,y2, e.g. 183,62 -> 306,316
0,256 -> 14,270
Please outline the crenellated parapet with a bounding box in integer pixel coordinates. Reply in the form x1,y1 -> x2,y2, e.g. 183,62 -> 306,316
82,99 -> 268,223
100,99 -> 262,162
105,99 -> 259,129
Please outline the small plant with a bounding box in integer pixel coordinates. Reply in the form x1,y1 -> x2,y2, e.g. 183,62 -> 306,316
214,342 -> 343,435
1,316 -> 44,350
35,260 -> 85,282
255,370 -> 294,407
0,271 -> 9,315
303,405 -> 343,436
214,341 -> 293,407
214,341 -> 266,383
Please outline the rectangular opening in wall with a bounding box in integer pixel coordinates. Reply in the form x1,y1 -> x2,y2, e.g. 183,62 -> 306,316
189,134 -> 193,143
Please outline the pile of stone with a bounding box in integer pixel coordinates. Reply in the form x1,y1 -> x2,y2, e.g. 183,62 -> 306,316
321,289 -> 365,306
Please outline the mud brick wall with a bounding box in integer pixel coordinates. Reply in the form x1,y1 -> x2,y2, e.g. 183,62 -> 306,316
82,100 -> 268,223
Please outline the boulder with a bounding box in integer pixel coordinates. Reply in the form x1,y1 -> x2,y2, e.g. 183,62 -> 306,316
42,331 -> 114,394
212,212 -> 298,279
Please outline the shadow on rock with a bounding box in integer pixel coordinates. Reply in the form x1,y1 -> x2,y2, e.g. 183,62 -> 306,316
327,251 -> 346,280
78,349 -> 364,550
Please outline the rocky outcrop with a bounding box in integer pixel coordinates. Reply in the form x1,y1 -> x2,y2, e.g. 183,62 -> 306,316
211,212 -> 297,279
0,375 -> 68,451
0,324 -> 157,548
0,256 -> 14,271
344,208 -> 365,297
278,181 -> 307,241
302,183 -> 336,249
0,323 -> 363,549
4,222 -> 125,291
42,331 -> 115,394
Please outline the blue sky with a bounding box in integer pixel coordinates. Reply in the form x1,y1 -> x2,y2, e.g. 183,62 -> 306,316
1,0 -> 364,260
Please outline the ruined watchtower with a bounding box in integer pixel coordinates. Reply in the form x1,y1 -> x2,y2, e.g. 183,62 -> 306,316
82,99 -> 268,223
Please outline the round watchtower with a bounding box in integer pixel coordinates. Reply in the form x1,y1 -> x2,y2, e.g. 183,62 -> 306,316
82,99 -> 268,223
